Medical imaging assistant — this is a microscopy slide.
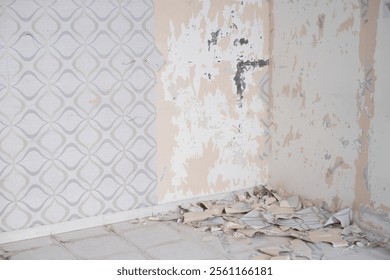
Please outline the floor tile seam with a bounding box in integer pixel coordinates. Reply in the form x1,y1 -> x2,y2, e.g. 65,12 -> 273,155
53,226 -> 112,243
0,242 -> 55,257
147,236 -> 230,259
50,235 -> 81,260
104,225 -> 154,260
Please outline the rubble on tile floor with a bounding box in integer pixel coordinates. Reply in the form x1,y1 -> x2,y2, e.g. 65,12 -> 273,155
152,185 -> 377,260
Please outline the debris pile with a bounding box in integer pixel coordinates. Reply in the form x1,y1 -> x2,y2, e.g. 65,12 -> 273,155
153,185 -> 376,260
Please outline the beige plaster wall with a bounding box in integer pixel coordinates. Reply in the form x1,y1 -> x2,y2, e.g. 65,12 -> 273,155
155,0 -> 270,203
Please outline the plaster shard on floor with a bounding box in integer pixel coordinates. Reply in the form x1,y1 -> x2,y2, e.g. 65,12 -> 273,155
324,208 -> 353,227
308,228 -> 349,247
183,210 -> 214,223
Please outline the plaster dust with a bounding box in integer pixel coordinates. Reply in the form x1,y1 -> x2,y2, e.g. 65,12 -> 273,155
155,0 -> 269,203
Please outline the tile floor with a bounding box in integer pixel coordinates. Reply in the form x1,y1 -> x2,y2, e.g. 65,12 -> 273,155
0,219 -> 389,260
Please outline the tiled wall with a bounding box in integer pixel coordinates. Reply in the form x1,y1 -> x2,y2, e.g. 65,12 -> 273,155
0,0 -> 161,232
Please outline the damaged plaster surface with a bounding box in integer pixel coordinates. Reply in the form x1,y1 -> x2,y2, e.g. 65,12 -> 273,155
155,0 -> 269,202
270,0 -> 362,209
270,0 -> 390,236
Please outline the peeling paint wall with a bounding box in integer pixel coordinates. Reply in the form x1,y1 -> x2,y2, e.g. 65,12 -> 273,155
270,0 -> 362,209
359,0 -> 390,235
155,0 -> 269,202
270,0 -> 390,236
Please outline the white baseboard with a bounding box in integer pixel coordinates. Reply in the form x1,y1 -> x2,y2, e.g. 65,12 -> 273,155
0,188 -> 251,245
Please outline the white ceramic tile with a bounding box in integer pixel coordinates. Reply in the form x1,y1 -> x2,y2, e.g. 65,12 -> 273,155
146,239 -> 224,260
8,245 -> 76,260
54,226 -> 110,242
103,252 -> 149,260
367,247 -> 390,259
122,222 -> 183,249
110,221 -> 140,232
62,234 -> 139,259
1,236 -> 56,252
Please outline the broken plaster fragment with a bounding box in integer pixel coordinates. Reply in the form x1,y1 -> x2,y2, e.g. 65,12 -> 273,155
290,239 -> 312,259
180,203 -> 203,212
308,228 -> 349,247
286,195 -> 302,209
224,221 -> 245,230
251,253 -> 272,260
265,197 -> 277,205
267,204 -> 295,216
239,210 -> 270,229
210,204 -> 224,215
198,216 -> 225,228
183,210 -> 213,223
324,207 -> 353,228
236,228 -> 262,238
225,201 -> 252,214
258,245 -> 292,257
270,255 -> 291,260
198,201 -> 213,210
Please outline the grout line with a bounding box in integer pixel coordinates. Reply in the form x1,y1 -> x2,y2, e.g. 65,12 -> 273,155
104,224 -> 155,260
50,235 -> 81,260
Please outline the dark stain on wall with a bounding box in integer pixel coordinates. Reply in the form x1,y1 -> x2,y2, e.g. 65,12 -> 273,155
208,29 -> 221,51
234,59 -> 269,107
234,38 -> 249,46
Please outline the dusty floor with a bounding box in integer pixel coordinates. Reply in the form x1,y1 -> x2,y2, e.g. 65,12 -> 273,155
0,219 -> 389,260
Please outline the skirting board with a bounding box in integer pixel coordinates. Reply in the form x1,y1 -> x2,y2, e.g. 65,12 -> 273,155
0,187 -> 254,245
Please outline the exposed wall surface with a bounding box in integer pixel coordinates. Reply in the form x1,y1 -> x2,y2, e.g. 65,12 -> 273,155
155,0 -> 270,202
0,0 -> 160,232
270,0 -> 362,209
270,0 -> 390,236
360,0 -> 390,235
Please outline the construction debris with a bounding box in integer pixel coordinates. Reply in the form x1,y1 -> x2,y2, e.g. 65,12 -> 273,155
153,185 -> 374,260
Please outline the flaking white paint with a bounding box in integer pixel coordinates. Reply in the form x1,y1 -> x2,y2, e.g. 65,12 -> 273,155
157,0 -> 269,202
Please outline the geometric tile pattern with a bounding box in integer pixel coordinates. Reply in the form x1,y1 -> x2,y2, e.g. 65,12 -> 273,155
0,0 -> 161,232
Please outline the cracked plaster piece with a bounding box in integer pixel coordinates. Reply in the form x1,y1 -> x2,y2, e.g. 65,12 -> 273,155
258,245 -> 292,257
308,228 -> 349,247
324,208 -> 353,227
198,217 -> 225,227
181,203 -> 204,212
223,222 -> 246,230
275,206 -> 331,230
290,239 -> 312,259
239,210 -> 270,229
270,255 -> 291,260
225,202 -> 252,214
183,211 -> 214,223
251,253 -> 272,260
342,224 -> 362,235
151,212 -> 182,221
